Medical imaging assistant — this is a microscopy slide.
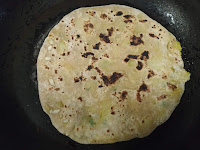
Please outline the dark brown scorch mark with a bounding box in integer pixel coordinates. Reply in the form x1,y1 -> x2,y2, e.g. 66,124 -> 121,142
120,91 -> 128,101
137,82 -> 149,102
87,65 -> 93,71
123,15 -> 133,19
58,77 -> 63,81
93,42 -> 101,50
147,70 -> 155,78
140,51 -> 149,60
54,88 -> 60,91
136,61 -> 143,70
100,14 -> 107,19
130,34 -> 144,46
116,11 -> 123,16
44,65 -> 49,69
157,94 -> 167,100
91,76 -> 96,80
74,77 -> 79,83
139,19 -> 148,23
107,27 -> 114,36
103,53 -> 109,58
162,73 -> 167,79
78,97 -> 83,102
149,33 -> 159,39
84,22 -> 93,32
167,83 -> 177,91
102,72 -> 124,86
124,54 -> 139,62
82,52 -> 94,58
61,53 -> 65,56
94,67 -> 101,74
86,11 -> 96,16
124,20 -> 132,23
99,33 -> 110,43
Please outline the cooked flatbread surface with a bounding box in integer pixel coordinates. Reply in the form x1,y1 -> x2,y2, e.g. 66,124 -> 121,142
37,5 -> 190,144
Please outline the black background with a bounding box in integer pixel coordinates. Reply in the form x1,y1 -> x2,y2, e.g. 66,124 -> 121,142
0,0 -> 200,150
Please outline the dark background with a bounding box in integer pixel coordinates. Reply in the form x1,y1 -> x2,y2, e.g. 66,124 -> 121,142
0,0 -> 200,150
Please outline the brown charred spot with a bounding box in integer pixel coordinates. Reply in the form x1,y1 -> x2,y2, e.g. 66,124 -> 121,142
87,65 -> 93,71
56,38 -> 59,40
93,42 -> 101,50
142,120 -> 145,123
124,58 -> 130,62
116,11 -> 123,16
136,61 -> 143,70
130,34 -> 144,46
87,11 -> 96,16
82,52 -> 94,58
100,14 -> 107,19
84,22 -> 94,32
157,94 -> 167,100
84,46 -> 87,51
76,35 -> 80,38
137,92 -> 142,102
52,54 -> 55,56
123,15 -> 133,19
98,85 -> 103,88
149,33 -> 159,39
67,52 -> 70,55
54,88 -> 60,91
99,33 -> 110,43
54,47 -> 56,49
58,77 -> 63,81
107,129 -> 110,132
111,111 -> 115,115
79,75 -> 86,81
49,87 -> 53,91
159,29 -> 162,31
44,65 -> 49,69
120,91 -> 128,100
128,54 -> 139,59
162,74 -> 167,79
136,82 -> 149,102
92,56 -> 98,61
147,70 -> 155,78
124,20 -> 132,23
139,19 -> 148,23
167,83 -> 177,91
94,67 -> 101,74
61,53 -> 65,56
74,77 -> 79,83
103,53 -> 109,58
91,76 -> 96,80
139,83 -> 148,92
102,72 -> 124,86
78,97 -> 82,102
107,27 -> 114,36
140,51 -> 149,60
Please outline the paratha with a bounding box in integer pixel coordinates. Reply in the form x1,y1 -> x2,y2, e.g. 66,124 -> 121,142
37,5 -> 190,144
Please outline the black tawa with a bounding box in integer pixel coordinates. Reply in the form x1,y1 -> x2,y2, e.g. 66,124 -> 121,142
0,0 -> 200,150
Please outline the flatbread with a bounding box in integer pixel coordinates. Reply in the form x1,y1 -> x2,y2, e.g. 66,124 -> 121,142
37,5 -> 190,144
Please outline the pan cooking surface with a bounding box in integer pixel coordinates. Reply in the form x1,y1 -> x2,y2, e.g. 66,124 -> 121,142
1,0 -> 200,149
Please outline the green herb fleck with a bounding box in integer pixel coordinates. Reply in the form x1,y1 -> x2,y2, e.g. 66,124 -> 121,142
89,117 -> 95,126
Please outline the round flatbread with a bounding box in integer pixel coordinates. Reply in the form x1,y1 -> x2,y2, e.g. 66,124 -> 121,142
37,5 -> 190,144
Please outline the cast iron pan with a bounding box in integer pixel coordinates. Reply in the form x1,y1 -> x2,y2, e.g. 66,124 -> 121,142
1,0 -> 200,150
